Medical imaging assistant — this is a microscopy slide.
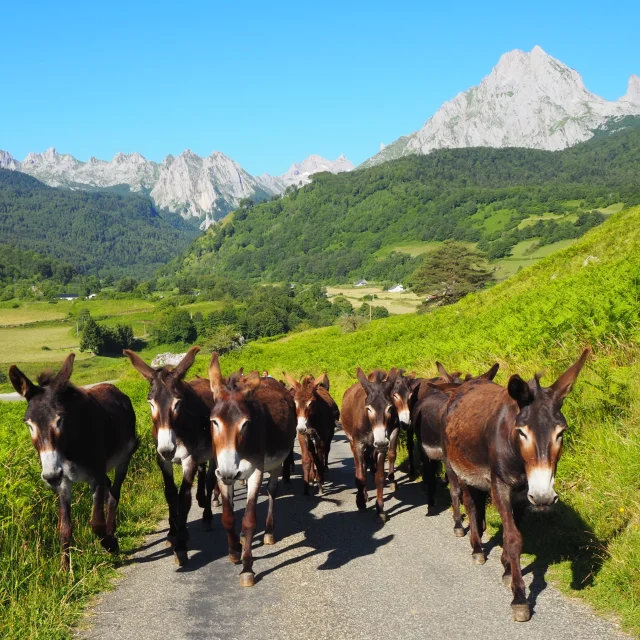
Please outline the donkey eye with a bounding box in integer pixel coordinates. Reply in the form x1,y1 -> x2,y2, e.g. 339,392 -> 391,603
516,428 -> 528,441
211,418 -> 220,429
25,421 -> 36,436
366,406 -> 373,414
393,393 -> 400,400
556,429 -> 566,442
386,405 -> 393,414
240,420 -> 250,431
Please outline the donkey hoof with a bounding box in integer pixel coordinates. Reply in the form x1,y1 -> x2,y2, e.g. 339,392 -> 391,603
376,512 -> 388,524
167,534 -> 177,547
453,526 -> 465,538
229,553 -> 242,565
102,536 -> 119,553
264,533 -> 275,546
213,499 -> 220,509
427,504 -> 437,516
174,550 -> 189,567
388,481 -> 397,493
472,552 -> 486,565
502,573 -> 512,588
511,603 -> 531,622
239,572 -> 255,587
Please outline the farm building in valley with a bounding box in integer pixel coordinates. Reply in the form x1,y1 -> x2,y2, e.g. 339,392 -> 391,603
387,284 -> 405,293
354,279 -> 369,287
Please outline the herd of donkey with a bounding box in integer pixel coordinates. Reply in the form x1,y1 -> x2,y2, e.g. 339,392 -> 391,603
7,344 -> 591,622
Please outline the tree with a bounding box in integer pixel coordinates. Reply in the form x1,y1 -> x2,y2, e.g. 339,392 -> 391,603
157,309 -> 197,344
80,316 -> 105,354
410,240 -> 494,307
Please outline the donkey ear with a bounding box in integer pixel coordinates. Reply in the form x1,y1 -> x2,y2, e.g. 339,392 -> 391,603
313,372 -> 328,390
53,354 -> 75,390
356,367 -> 371,392
385,367 -> 399,388
9,365 -> 37,399
551,348 -> 590,404
507,374 -> 535,409
240,371 -> 262,397
283,372 -> 300,390
174,346 -> 200,379
124,349 -> 156,381
436,362 -> 452,383
407,371 -> 416,380
209,352 -> 224,395
479,363 -> 500,381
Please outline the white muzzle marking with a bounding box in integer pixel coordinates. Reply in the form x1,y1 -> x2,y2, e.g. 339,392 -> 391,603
40,450 -> 63,484
398,408 -> 410,426
372,425 -> 389,450
297,416 -> 308,434
527,466 -> 558,506
216,448 -> 242,485
157,427 -> 177,459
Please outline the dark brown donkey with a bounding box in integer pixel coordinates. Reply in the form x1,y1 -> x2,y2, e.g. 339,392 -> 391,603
9,354 -> 138,570
341,368 -> 399,522
284,372 -> 338,495
125,347 -> 218,566
444,349 -> 590,622
411,363 -> 500,532
209,353 -> 296,586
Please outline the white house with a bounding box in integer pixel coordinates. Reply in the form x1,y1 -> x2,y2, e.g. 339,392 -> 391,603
388,284 -> 405,293
86,293 -> 98,300
354,279 -> 369,287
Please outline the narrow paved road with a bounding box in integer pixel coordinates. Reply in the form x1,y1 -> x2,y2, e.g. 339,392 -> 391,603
80,434 -> 627,640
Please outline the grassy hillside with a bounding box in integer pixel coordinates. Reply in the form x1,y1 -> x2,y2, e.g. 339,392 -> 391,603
1,205 -> 639,636
170,127 -> 640,285
0,169 -> 198,278
192,204 -> 640,633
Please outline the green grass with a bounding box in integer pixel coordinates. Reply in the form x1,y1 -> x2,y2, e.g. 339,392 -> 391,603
0,377 -> 166,639
182,205 -> 640,635
493,239 -> 578,279
0,301 -> 71,326
0,326 -> 86,365
373,241 -> 444,258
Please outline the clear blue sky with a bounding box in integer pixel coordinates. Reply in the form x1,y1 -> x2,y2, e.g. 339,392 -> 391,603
1,0 -> 639,175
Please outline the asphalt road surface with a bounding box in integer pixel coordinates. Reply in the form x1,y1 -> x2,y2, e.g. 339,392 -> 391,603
79,434 -> 627,640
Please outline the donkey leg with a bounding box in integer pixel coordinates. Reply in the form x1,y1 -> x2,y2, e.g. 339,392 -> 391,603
445,460 -> 465,537
239,468 -> 263,586
195,463 -> 207,509
202,461 -> 216,529
282,448 -> 294,484
353,445 -> 368,511
299,434 -> 312,496
212,478 -> 221,509
491,478 -> 530,621
375,450 -> 387,523
105,457 -> 132,553
406,426 -> 416,479
90,475 -> 116,553
157,456 -> 179,546
387,426 -> 399,493
264,469 -> 279,545
460,481 -> 485,563
312,437 -> 326,495
425,457 -> 439,515
57,480 -> 73,571
174,456 -> 197,566
219,481 -> 241,564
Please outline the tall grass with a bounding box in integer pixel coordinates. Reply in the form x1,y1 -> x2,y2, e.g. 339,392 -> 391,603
0,379 -> 165,639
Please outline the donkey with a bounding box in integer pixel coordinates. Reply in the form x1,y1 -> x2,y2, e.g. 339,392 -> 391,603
125,347 -> 218,566
412,363 -> 500,532
284,372 -> 338,496
209,353 -> 296,587
404,362 -> 467,480
443,349 -> 590,622
341,367 -> 399,522
9,354 -> 138,570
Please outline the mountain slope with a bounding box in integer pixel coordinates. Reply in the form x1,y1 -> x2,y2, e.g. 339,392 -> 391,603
363,46 -> 640,168
0,169 -> 198,277
170,127 -> 640,285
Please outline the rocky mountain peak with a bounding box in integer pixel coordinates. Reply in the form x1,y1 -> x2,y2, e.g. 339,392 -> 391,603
622,74 -> 640,105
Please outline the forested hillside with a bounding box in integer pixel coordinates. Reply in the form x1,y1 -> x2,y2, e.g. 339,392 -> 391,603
170,127 -> 640,284
0,170 -> 198,278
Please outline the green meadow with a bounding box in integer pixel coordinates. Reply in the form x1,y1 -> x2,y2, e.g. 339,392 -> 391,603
1,205 -> 639,636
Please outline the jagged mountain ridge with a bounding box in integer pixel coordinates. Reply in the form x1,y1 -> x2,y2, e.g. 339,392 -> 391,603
0,148 -> 353,225
362,46 -> 640,168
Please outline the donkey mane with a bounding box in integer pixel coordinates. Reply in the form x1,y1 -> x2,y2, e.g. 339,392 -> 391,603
36,370 -> 77,392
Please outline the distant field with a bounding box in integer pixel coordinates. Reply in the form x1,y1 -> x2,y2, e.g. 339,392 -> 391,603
327,286 -> 422,314
0,301 -> 72,326
71,298 -> 156,318
0,325 -> 85,364
374,241 -> 443,259
493,238 -> 577,279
